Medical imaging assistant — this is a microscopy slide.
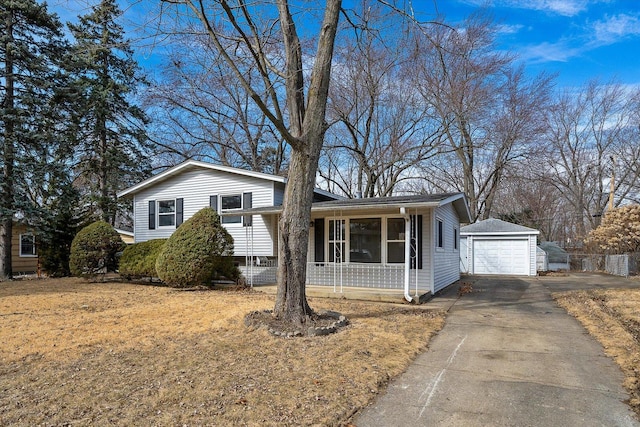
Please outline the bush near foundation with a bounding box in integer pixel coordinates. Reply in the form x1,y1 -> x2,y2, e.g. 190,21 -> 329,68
155,208 -> 240,287
119,239 -> 167,279
70,221 -> 125,277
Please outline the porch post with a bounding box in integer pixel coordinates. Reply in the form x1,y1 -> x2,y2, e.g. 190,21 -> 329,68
403,209 -> 412,302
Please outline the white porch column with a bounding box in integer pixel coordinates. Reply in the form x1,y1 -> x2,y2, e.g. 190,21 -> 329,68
403,209 -> 412,302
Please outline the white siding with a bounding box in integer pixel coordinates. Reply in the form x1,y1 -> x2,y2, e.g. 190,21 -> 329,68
132,168 -> 277,256
415,209 -> 433,293
433,203 -> 461,293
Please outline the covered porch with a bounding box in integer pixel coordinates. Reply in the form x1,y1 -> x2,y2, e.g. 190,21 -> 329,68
230,193 -> 470,301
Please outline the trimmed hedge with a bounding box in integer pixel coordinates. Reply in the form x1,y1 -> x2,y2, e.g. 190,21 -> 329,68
70,221 -> 125,277
119,239 -> 167,279
155,207 -> 240,287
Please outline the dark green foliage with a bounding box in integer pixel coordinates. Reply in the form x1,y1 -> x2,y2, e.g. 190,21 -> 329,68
1,0 -> 69,278
34,176 -> 90,277
155,208 -> 239,287
119,239 -> 167,279
69,221 -> 125,277
67,0 -> 152,225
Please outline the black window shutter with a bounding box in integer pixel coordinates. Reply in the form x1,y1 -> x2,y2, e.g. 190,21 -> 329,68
314,218 -> 325,262
210,195 -> 218,211
176,198 -> 184,227
410,215 -> 423,269
243,192 -> 253,226
148,201 -> 156,229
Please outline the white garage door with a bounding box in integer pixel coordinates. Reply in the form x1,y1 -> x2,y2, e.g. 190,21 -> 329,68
473,239 -> 529,275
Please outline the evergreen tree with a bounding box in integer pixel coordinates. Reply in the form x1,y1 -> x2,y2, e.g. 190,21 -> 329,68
0,0 -> 68,278
67,0 -> 151,226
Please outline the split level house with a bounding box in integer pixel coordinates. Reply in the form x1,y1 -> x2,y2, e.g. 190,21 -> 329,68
117,160 -> 471,300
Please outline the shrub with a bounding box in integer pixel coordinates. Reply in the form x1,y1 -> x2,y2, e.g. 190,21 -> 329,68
69,221 -> 125,277
155,207 -> 240,287
119,239 -> 167,279
585,204 -> 640,254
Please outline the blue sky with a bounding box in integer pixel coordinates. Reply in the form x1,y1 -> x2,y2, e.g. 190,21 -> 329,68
51,0 -> 639,89
430,0 -> 640,88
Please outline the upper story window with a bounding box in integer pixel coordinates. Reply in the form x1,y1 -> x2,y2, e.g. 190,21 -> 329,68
221,194 -> 242,224
158,200 -> 176,227
20,233 -> 36,257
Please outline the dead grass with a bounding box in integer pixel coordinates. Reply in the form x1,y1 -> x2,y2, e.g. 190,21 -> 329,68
554,289 -> 640,416
0,277 -> 445,426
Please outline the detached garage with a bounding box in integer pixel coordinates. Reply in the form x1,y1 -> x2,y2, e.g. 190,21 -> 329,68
460,218 -> 539,276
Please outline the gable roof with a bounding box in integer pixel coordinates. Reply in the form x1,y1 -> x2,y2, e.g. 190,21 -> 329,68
117,160 -> 340,200
224,193 -> 472,223
461,218 -> 539,235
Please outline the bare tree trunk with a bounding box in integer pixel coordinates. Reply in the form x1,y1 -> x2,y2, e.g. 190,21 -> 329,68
273,0 -> 341,325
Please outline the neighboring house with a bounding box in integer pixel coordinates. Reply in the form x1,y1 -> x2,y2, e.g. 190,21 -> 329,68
460,218 -> 539,276
538,241 -> 570,271
11,222 -> 39,275
118,160 -> 471,300
536,246 -> 548,272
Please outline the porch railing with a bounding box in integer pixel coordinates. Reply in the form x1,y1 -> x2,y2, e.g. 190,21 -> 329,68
306,262 -> 405,290
240,260 -> 407,290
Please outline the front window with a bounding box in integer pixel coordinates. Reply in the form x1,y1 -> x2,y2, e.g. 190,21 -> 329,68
349,218 -> 381,263
158,200 -> 176,227
20,234 -> 36,257
387,218 -> 406,263
221,194 -> 242,224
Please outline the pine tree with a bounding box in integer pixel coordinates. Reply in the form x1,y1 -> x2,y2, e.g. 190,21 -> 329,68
0,0 -> 68,279
68,0 -> 151,226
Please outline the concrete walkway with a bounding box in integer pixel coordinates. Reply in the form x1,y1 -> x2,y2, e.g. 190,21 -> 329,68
354,274 -> 640,426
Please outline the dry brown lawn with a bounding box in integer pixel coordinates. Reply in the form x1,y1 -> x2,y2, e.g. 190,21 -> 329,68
554,288 -> 640,417
0,278 -> 445,426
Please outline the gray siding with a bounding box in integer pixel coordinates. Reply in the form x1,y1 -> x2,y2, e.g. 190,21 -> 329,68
133,168 -> 277,256
433,203 -> 461,292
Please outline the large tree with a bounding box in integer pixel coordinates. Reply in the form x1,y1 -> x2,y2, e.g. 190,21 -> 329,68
68,0 -> 151,226
414,12 -> 554,221
544,80 -> 640,243
145,35 -> 288,174
322,8 -> 443,197
156,0 -> 342,325
154,1 -> 439,326
0,0 -> 68,279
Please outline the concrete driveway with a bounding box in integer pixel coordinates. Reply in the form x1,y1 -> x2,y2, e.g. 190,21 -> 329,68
353,273 -> 640,426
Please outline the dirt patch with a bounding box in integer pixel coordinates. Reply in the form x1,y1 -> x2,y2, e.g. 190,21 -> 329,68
0,277 -> 445,426
555,289 -> 640,417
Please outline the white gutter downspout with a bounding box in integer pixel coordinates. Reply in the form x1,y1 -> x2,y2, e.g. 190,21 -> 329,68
401,207 -> 413,302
